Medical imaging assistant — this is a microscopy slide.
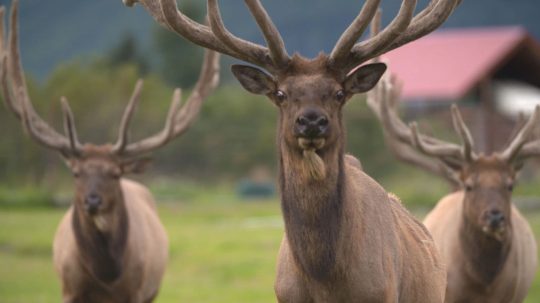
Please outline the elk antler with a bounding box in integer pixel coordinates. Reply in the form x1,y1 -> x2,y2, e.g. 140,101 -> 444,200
331,0 -> 461,71
0,0 -> 78,156
366,10 -> 460,185
113,49 -> 220,157
124,0 -> 460,75
1,0 -> 220,158
371,71 -> 540,172
499,106 -> 540,162
367,68 -> 460,187
367,76 -> 461,187
124,0 -> 287,73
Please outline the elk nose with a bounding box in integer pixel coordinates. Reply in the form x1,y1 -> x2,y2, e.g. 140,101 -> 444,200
487,209 -> 505,228
295,110 -> 329,138
85,193 -> 102,214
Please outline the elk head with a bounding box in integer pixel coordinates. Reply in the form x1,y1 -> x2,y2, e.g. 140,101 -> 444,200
370,73 -> 540,241
1,0 -> 220,218
124,0 -> 461,180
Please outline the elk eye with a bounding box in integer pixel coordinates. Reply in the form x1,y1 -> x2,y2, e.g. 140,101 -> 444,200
73,172 -> 80,178
336,90 -> 346,102
109,170 -> 121,179
275,90 -> 287,103
507,183 -> 514,192
465,183 -> 474,192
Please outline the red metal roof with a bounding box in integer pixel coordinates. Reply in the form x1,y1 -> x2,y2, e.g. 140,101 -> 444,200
382,27 -> 532,101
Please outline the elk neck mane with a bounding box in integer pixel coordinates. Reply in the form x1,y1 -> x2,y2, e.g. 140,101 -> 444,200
460,210 -> 512,286
72,188 -> 129,283
278,117 -> 346,282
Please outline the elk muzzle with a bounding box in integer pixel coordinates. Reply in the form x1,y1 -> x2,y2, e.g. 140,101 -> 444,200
85,193 -> 102,215
487,209 -> 505,229
295,109 -> 329,140
481,209 -> 507,241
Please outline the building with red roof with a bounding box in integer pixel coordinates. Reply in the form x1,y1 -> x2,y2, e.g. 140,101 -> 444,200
381,27 -> 540,152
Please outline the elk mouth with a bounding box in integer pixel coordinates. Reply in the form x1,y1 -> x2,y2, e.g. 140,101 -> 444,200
84,204 -> 100,216
297,138 -> 327,181
298,138 -> 326,151
482,224 -> 506,242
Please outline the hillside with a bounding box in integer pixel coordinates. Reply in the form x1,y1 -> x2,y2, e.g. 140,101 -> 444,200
3,0 -> 540,79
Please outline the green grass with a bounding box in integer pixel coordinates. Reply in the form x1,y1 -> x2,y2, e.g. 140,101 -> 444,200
0,185 -> 54,209
2,199 -> 540,302
0,199 -> 283,303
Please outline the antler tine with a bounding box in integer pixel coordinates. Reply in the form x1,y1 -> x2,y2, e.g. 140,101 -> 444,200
112,79 -> 144,153
344,0 -> 417,70
116,88 -> 183,156
329,0 -> 381,66
332,0 -> 459,72
378,77 -> 416,144
171,49 -> 220,135
206,0 -> 275,72
503,112 -> 526,149
450,104 -> 476,162
518,139 -> 540,161
375,71 -> 464,166
2,0 -> 72,153
60,97 -> 82,154
369,9 -> 382,62
382,0 -> 460,54
409,122 -> 462,159
500,105 -> 540,162
120,50 -> 220,157
244,0 -> 290,68
164,49 -> 219,131
127,0 -> 172,30
158,0 -> 275,70
0,7 -> 5,55
16,88 -> 70,153
126,0 -> 280,72
366,72 -> 460,187
7,0 -> 29,116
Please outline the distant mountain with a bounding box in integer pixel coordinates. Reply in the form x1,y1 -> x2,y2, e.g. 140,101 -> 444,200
3,0 -> 540,79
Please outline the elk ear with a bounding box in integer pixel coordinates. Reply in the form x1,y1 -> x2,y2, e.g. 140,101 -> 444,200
64,158 -> 80,175
121,157 -> 153,175
231,65 -> 276,95
344,63 -> 387,94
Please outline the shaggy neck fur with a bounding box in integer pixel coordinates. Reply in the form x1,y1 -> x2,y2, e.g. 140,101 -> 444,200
460,209 -> 512,286
279,122 -> 346,283
72,193 -> 129,283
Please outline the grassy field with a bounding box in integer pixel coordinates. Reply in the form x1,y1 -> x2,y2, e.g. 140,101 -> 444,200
1,197 -> 540,302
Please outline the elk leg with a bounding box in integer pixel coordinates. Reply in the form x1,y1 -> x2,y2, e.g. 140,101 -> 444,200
274,238 -> 313,303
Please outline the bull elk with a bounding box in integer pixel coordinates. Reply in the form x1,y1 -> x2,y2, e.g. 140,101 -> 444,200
369,71 -> 539,303
0,2 -> 220,302
123,0 -> 461,301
